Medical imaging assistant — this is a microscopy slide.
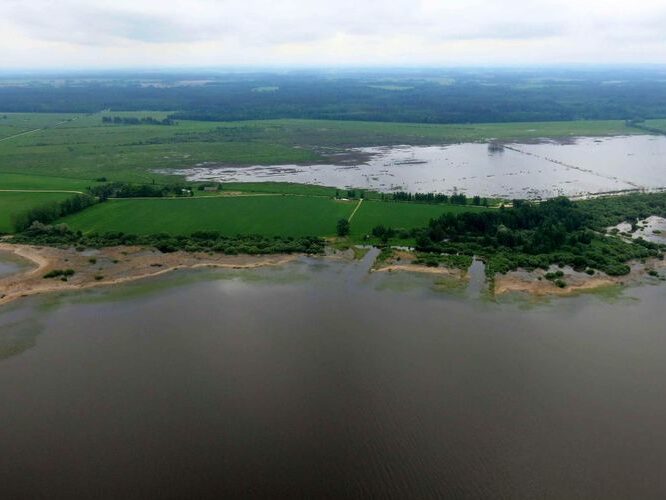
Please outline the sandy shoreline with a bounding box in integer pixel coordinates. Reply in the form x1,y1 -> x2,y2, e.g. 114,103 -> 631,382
374,263 -> 465,279
493,259 -> 665,296
1,243 -> 664,306
369,248 -> 665,296
0,243 -> 297,307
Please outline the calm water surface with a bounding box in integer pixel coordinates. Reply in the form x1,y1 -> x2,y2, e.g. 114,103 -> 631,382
0,251 -> 29,278
1,256 -> 666,498
165,135 -> 666,198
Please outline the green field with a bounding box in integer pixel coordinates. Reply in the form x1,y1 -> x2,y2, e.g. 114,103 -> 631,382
644,119 -> 666,133
0,192 -> 73,233
0,173 -> 91,191
351,200 -> 488,237
0,112 -> 645,185
0,113 -> 81,140
61,196 -> 358,237
59,194 -> 488,238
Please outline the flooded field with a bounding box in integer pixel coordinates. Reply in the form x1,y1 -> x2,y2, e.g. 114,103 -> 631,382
2,257 -> 666,497
165,135 -> 666,198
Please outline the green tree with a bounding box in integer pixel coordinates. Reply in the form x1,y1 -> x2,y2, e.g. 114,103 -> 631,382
336,218 -> 350,237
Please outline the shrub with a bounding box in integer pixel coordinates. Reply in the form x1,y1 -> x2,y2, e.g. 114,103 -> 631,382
336,218 -> 350,237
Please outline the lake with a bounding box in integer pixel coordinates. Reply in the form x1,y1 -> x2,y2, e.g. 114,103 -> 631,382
2,255 -> 666,498
165,135 -> 666,198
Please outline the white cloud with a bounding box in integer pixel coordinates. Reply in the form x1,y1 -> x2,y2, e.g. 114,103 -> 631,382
0,0 -> 665,68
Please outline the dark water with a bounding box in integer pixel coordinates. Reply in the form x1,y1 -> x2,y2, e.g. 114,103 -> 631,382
2,257 -> 666,498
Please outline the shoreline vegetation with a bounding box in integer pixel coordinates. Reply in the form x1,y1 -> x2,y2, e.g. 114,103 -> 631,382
1,241 -> 663,308
1,191 -> 665,306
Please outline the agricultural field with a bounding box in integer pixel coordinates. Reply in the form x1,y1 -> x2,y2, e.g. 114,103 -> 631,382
350,200 -> 488,238
0,172 -> 91,191
0,192 -> 73,233
58,193 -> 486,239
60,195 -> 358,237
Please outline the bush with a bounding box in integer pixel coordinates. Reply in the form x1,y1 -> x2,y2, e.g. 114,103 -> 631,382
14,224 -> 326,256
43,269 -> 75,279
604,264 -> 631,276
336,219 -> 350,237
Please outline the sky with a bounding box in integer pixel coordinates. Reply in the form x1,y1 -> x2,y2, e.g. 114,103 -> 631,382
1,0 -> 665,69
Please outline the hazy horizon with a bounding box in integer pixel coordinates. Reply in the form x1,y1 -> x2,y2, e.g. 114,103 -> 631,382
2,0 -> 666,69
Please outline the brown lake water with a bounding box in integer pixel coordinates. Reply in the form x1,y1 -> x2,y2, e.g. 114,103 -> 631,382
165,135 -> 666,198
1,255 -> 666,498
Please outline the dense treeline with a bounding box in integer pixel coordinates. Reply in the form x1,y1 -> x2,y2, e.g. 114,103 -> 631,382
577,192 -> 666,229
13,223 -> 325,255
88,182 -> 193,200
102,116 -> 174,125
1,68 -> 666,123
411,195 -> 666,276
387,192 -> 487,205
11,194 -> 97,232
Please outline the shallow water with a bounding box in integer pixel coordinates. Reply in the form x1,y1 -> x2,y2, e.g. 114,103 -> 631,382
0,251 -> 28,278
1,259 -> 666,498
165,135 -> 666,198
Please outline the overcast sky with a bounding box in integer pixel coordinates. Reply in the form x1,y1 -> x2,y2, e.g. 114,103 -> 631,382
1,0 -> 665,69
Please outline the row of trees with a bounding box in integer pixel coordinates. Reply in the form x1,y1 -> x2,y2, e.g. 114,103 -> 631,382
101,116 -> 174,125
335,189 -> 365,200
88,182 -> 193,200
11,194 -> 97,232
15,223 -> 325,256
388,192 -> 488,206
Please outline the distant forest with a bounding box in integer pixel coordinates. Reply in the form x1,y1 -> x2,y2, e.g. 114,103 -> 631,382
1,68 -> 666,123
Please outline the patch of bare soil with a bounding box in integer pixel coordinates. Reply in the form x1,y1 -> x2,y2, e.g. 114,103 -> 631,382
372,250 -> 466,279
0,243 -> 297,307
494,259 -> 665,296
